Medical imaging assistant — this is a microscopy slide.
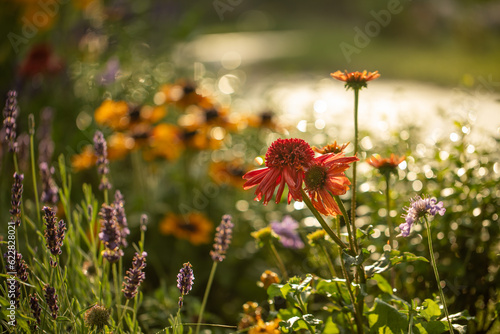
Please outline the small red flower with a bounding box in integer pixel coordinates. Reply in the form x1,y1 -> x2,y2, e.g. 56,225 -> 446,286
331,70 -> 380,90
304,153 -> 358,216
243,138 -> 314,205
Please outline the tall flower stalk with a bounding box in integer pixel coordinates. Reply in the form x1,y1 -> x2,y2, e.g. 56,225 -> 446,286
196,215 -> 234,334
367,153 -> 405,288
331,70 -> 380,251
400,195 -> 453,333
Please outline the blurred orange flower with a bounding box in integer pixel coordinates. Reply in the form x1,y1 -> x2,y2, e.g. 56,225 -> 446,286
209,160 -> 247,188
331,70 -> 380,90
158,80 -> 212,110
142,123 -> 184,161
245,111 -> 286,133
71,145 -> 96,171
159,212 -> 213,245
366,153 -> 405,175
107,132 -> 135,160
94,100 -> 129,130
248,318 -> 281,334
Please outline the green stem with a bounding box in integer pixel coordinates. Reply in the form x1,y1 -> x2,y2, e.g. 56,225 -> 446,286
333,195 -> 356,253
385,175 -> 396,289
319,243 -> 337,278
196,261 -> 218,334
339,250 -> 363,334
350,88 -> 360,252
117,299 -> 130,331
300,188 -> 349,252
29,129 -> 42,226
423,217 -> 454,334
269,242 -> 288,281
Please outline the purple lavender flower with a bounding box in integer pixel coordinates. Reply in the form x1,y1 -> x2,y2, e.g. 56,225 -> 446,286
270,216 -> 305,249
10,172 -> 24,227
93,131 -> 112,191
2,90 -> 19,152
97,57 -> 120,85
113,190 -> 130,247
122,252 -> 147,299
210,215 -> 234,262
177,262 -> 194,308
4,252 -> 29,282
42,206 -> 66,256
398,195 -> 446,237
39,162 -> 59,205
43,284 -> 58,319
29,294 -> 42,329
98,205 -> 123,263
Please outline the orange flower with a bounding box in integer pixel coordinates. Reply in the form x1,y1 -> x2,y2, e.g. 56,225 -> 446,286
313,141 -> 350,155
248,318 -> 281,334
331,70 -> 380,90
366,154 -> 405,176
94,100 -> 130,130
71,145 -> 96,171
259,270 -> 280,290
159,212 -> 213,245
209,160 -> 247,188
107,132 -> 135,160
304,153 -> 359,216
158,80 -> 212,110
246,111 -> 286,133
143,123 -> 184,161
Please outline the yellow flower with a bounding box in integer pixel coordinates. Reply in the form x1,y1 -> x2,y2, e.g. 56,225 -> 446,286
209,160 -> 247,188
259,270 -> 280,290
107,132 -> 135,160
71,145 -> 96,171
143,123 -> 184,161
159,212 -> 213,245
158,80 -> 212,110
94,100 -> 129,130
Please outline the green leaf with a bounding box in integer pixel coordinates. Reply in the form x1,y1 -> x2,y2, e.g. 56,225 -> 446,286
368,298 -> 408,334
342,248 -> 371,267
279,314 -> 322,333
413,321 -> 448,334
420,299 -> 441,322
323,316 -> 341,334
372,274 -> 393,294
356,225 -> 374,240
365,250 -> 428,277
267,283 -> 285,299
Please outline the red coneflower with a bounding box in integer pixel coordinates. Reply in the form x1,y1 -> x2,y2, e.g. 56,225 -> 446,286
243,138 -> 314,205
304,153 -> 358,216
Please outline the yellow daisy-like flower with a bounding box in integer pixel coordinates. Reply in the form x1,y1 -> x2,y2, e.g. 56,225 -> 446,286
71,145 -> 96,171
94,100 -> 129,130
331,70 -> 380,90
158,80 -> 212,110
107,132 -> 135,160
209,160 -> 247,188
143,123 -> 184,161
159,212 -> 213,245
